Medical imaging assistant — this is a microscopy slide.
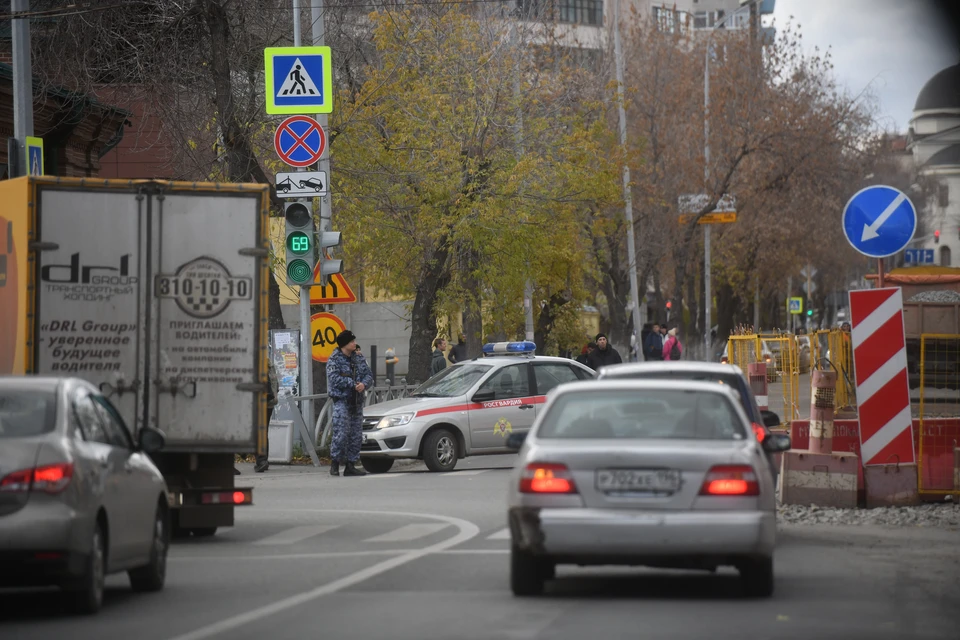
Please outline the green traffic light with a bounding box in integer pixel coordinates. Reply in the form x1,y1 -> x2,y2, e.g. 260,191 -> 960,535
287,258 -> 312,284
286,231 -> 311,256
807,309 -> 813,316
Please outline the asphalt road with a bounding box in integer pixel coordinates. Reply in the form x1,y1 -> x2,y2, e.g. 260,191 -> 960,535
3,454 -> 960,640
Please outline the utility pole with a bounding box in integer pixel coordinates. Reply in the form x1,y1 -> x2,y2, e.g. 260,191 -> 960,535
290,0 -> 313,432
613,0 -> 642,360
11,0 -> 34,178
509,12 -> 535,343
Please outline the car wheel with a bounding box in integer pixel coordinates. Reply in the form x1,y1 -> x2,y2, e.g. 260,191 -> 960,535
128,504 -> 169,592
510,544 -> 550,596
190,527 -> 217,537
423,429 -> 458,472
361,457 -> 395,474
68,520 -> 106,614
739,556 -> 774,598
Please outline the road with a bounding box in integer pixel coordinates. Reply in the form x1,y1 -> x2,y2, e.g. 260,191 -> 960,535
3,455 -> 960,640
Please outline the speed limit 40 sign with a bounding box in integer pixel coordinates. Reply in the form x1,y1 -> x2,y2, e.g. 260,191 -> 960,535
310,312 -> 346,362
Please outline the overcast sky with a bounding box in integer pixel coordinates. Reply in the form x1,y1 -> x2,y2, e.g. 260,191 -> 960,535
770,0 -> 958,133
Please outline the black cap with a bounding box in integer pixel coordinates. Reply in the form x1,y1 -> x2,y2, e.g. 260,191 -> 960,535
336,330 -> 357,349
595,333 -> 607,342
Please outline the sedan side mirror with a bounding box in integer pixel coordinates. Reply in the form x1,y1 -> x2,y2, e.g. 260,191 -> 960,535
472,389 -> 495,403
138,427 -> 166,454
762,432 -> 791,453
761,410 -> 781,428
506,432 -> 527,451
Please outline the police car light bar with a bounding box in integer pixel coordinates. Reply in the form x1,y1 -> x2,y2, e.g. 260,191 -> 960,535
482,341 -> 537,356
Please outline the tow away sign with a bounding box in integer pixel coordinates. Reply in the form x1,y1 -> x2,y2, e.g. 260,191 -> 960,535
276,171 -> 328,198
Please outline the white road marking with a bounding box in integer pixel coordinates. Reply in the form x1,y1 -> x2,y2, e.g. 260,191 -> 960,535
252,525 -> 339,546
437,549 -> 509,555
364,523 -> 449,543
447,469 -> 489,476
164,509 -> 479,640
486,528 -> 511,540
169,550 -> 411,562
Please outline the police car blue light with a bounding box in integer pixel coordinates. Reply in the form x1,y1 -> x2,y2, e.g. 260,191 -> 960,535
482,341 -> 537,355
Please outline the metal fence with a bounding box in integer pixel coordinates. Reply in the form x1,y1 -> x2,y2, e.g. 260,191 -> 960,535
812,329 -> 856,410
764,335 -> 800,423
918,334 -> 960,496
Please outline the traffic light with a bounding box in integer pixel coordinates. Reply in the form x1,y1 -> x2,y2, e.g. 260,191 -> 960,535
284,201 -> 315,286
317,231 -> 343,287
935,229 -> 940,244
806,309 -> 813,317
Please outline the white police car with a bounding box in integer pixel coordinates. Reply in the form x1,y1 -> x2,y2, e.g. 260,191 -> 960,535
359,342 -> 596,473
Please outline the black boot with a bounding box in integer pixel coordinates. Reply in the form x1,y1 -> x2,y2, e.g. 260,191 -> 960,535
330,460 -> 340,476
343,461 -> 367,477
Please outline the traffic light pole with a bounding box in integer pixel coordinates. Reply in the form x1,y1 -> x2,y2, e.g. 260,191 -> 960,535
11,0 -> 34,178
292,0 -> 313,432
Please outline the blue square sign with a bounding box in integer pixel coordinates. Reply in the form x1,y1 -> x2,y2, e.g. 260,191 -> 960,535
264,47 -> 333,115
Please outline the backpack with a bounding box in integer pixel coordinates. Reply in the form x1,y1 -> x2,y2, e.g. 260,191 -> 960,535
670,341 -> 682,360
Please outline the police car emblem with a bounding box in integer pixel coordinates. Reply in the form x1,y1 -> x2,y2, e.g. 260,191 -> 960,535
494,418 -> 513,437
156,256 -> 253,319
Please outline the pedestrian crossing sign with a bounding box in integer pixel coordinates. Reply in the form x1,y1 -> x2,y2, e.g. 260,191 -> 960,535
25,136 -> 43,176
264,47 -> 333,115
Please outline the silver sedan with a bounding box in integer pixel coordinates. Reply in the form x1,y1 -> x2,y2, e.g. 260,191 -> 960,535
505,379 -> 790,598
0,376 -> 169,614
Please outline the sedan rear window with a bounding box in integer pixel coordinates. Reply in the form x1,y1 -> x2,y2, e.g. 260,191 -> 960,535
537,389 -> 747,440
603,371 -> 748,410
0,390 -> 58,438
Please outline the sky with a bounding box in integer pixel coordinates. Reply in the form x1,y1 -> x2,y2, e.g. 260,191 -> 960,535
770,0 -> 959,133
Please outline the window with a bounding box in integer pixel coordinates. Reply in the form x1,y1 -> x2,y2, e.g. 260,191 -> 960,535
533,363 -> 581,395
0,389 -> 57,438
73,392 -> 109,444
939,183 -> 949,208
941,245 -> 952,267
92,395 -> 134,449
477,365 -> 530,400
411,364 -> 492,398
601,370 -> 753,417
653,6 -> 676,33
559,0 -> 603,26
538,389 -> 747,440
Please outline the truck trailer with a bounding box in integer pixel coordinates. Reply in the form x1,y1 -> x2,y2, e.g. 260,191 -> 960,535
0,177 -> 272,536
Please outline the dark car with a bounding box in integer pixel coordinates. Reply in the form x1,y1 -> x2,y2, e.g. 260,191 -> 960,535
596,361 -> 785,484
298,178 -> 324,191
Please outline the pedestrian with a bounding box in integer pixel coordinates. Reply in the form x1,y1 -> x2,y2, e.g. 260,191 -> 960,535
327,329 -> 374,477
448,334 -> 468,364
586,333 -> 622,370
254,363 -> 279,473
576,342 -> 596,366
644,323 -> 663,361
662,328 -> 683,361
431,337 -> 448,376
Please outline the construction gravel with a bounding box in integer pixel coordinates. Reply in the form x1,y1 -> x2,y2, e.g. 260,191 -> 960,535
778,501 -> 960,528
907,289 -> 960,303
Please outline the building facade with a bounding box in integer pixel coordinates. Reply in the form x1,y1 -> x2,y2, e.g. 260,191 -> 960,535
908,62 -> 960,266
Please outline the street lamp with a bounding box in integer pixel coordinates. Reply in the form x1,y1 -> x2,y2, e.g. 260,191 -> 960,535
702,0 -> 762,350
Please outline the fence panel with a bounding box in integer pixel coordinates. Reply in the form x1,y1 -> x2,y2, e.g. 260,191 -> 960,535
822,330 -> 855,410
765,336 -> 800,423
726,336 -> 760,372
918,334 -> 960,495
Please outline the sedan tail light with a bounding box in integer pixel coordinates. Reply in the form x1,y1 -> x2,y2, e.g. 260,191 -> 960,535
519,463 -> 578,494
699,465 -> 759,496
0,463 -> 74,494
751,422 -> 766,443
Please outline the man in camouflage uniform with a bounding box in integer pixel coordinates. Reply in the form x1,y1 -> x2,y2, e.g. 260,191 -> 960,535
254,362 -> 280,473
327,329 -> 374,477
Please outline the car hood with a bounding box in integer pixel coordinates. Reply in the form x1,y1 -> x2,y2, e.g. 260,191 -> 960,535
363,395 -> 468,417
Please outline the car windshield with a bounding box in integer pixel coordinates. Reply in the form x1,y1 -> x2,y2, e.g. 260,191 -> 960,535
410,364 -> 492,397
603,370 -> 749,411
0,389 -> 58,438
537,389 -> 747,440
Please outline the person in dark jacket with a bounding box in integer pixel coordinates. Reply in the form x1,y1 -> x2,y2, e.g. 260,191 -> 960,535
430,338 -> 448,376
327,330 -> 374,477
586,333 -> 622,371
643,323 -> 663,361
576,342 -> 596,366
448,334 -> 468,364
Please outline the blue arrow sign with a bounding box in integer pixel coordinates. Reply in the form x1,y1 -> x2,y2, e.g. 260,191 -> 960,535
842,185 -> 917,259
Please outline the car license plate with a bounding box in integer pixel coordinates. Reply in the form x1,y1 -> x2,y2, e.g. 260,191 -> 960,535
361,434 -> 368,444
596,469 -> 680,493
